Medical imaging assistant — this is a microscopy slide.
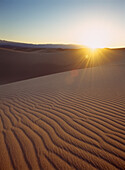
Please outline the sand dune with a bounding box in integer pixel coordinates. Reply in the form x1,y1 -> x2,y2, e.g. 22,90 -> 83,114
0,47 -> 87,85
0,50 -> 125,169
0,47 -> 125,85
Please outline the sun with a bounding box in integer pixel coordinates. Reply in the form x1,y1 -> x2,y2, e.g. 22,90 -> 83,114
87,44 -> 103,50
90,46 -> 98,51
86,41 -> 105,49
84,34 -> 107,49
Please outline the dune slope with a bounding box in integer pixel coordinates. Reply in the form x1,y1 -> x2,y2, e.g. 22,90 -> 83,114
0,54 -> 125,169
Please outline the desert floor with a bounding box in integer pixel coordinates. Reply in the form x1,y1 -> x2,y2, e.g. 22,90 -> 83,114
0,48 -> 125,169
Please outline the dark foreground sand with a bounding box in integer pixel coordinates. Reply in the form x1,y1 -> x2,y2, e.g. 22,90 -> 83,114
0,48 -> 125,169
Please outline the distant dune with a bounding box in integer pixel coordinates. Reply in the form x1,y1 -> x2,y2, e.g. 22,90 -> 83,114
0,40 -> 84,49
0,47 -> 125,169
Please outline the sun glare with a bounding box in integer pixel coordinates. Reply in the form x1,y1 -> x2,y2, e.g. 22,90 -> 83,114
86,43 -> 105,49
84,34 -> 107,49
80,19 -> 110,49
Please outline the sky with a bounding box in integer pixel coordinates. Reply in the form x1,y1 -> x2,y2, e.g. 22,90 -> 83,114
0,0 -> 125,48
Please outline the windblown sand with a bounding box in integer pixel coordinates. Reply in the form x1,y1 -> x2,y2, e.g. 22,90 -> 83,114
0,50 -> 125,169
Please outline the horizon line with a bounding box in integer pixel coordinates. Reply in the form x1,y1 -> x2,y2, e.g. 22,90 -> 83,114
0,39 -> 125,49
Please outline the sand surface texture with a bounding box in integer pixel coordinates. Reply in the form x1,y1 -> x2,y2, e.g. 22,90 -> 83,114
0,49 -> 125,169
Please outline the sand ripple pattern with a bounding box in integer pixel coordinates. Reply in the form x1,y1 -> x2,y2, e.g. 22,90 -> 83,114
0,88 -> 125,170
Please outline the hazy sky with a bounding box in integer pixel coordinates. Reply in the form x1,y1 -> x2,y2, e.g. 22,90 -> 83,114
0,0 -> 125,47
